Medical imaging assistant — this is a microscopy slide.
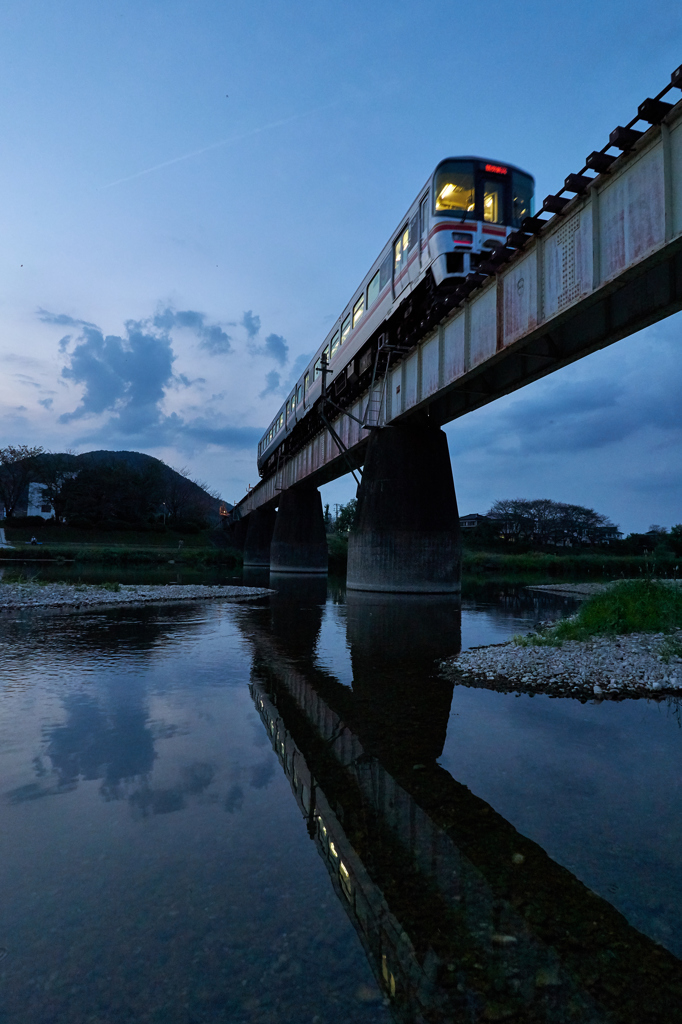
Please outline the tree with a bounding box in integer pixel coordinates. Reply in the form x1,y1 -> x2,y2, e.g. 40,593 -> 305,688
35,451 -> 78,523
486,497 -> 617,546
60,459 -> 165,525
0,445 -> 44,518
162,465 -> 220,527
335,498 -> 358,533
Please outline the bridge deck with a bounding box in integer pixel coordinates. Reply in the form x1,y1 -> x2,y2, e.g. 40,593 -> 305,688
238,100 -> 682,515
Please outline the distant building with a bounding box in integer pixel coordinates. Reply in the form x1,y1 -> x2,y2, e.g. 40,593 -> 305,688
459,513 -> 492,530
26,482 -> 53,519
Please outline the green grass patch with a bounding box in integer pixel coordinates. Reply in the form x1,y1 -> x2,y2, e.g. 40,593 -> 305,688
463,549 -> 681,579
517,580 -> 682,647
0,544 -> 242,567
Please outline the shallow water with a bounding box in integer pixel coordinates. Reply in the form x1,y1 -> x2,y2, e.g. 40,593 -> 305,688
1,578 -> 682,1022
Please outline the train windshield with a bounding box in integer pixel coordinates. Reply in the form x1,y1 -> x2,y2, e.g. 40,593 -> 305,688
434,161 -> 475,215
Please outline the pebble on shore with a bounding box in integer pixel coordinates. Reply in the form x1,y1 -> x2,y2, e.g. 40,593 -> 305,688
441,629 -> 682,699
0,581 -> 273,611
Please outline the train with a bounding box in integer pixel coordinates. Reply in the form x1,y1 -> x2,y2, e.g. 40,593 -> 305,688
257,156 -> 534,477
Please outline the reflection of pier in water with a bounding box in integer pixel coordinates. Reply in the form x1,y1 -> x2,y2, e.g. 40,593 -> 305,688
244,583 -> 682,1023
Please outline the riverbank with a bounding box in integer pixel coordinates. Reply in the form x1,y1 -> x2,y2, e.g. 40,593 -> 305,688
443,630 -> 682,698
0,581 -> 272,611
443,579 -> 682,698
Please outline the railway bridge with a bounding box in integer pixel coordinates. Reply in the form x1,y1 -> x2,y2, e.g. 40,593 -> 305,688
232,67 -> 682,592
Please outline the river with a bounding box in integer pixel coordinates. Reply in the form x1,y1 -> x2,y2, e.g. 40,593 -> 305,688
1,576 -> 681,1023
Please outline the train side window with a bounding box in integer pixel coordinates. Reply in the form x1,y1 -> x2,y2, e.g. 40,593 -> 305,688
341,314 -> 351,345
379,252 -> 391,289
408,214 -> 418,250
279,412 -> 284,428
304,371 -> 310,393
330,331 -> 340,357
297,384 -> 303,403
483,180 -> 504,223
352,294 -> 364,327
367,269 -> 380,308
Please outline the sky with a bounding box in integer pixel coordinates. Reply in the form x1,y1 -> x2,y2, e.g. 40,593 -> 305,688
1,0 -> 681,533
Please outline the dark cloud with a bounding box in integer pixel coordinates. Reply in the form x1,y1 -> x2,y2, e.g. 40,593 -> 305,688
59,319 -> 176,433
453,329 -> 682,461
153,307 -> 232,355
242,310 -> 261,339
263,332 -> 288,365
259,370 -> 280,399
38,398 -> 53,410
43,309 -> 263,452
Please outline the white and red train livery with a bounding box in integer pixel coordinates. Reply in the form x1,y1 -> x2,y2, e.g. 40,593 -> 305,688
258,157 -> 534,475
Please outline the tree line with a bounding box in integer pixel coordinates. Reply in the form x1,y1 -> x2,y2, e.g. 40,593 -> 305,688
0,446 -> 222,530
485,498 -> 618,546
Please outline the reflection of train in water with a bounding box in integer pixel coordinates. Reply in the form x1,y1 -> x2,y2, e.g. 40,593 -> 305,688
245,595 -> 682,1024
257,157 -> 534,477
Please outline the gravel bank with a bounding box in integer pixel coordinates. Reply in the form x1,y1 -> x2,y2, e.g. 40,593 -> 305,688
0,582 -> 273,611
442,630 -> 682,698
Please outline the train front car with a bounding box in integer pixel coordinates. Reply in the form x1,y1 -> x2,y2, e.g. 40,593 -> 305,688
255,156 -> 535,478
428,157 -> 534,289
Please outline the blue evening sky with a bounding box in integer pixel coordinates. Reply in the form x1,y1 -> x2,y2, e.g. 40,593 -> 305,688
1,0 -> 681,532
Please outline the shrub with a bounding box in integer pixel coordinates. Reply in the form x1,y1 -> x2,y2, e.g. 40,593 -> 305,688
519,580 -> 682,646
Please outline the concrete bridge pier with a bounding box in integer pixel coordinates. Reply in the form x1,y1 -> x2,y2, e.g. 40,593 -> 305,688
243,506 -> 277,568
270,485 -> 328,574
347,423 -> 461,593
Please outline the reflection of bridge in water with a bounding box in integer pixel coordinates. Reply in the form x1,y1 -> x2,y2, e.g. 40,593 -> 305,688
241,580 -> 682,1023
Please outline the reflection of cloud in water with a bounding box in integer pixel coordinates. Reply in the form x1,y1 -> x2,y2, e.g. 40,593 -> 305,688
128,762 -> 216,819
43,695 -> 156,800
249,758 -> 275,790
224,784 -> 244,813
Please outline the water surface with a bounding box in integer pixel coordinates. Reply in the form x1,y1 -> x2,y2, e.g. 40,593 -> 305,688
1,579 -> 681,1022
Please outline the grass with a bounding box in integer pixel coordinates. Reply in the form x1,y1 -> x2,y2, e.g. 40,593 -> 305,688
0,543 -> 242,567
516,579 -> 682,647
462,549 -> 681,579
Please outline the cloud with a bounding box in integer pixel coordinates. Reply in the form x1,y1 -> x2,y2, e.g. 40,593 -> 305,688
58,319 -> 176,433
452,326 -> 682,461
38,310 -> 99,330
263,333 -> 288,365
43,308 -> 263,452
153,307 -> 232,355
39,398 -> 53,410
242,310 -> 261,339
259,370 -> 281,398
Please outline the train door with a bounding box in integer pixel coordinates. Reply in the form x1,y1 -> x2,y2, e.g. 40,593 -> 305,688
393,223 -> 410,299
419,193 -> 429,268
407,211 -> 420,286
